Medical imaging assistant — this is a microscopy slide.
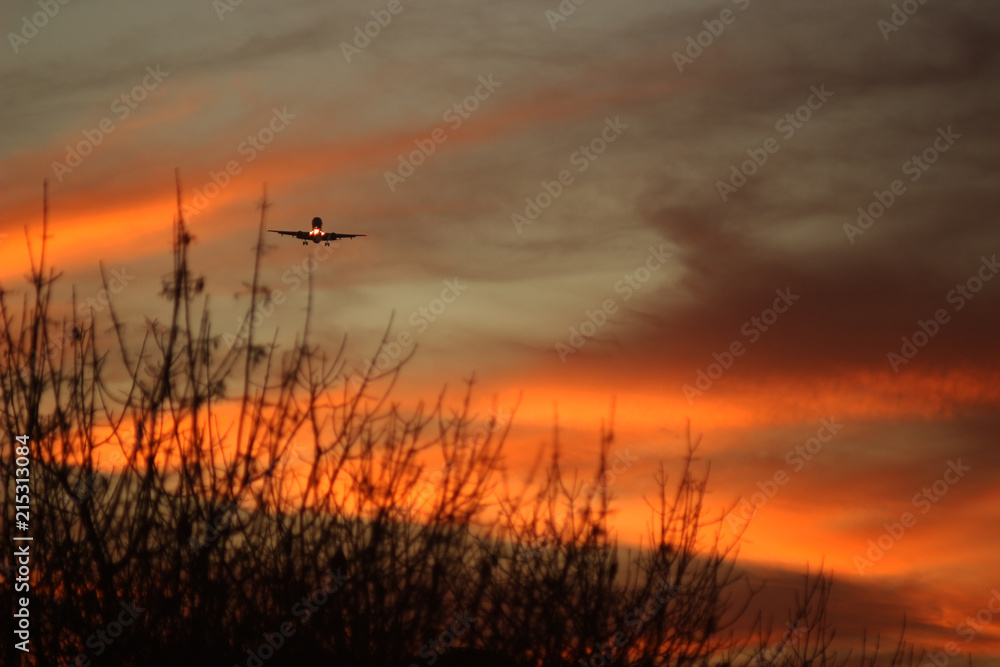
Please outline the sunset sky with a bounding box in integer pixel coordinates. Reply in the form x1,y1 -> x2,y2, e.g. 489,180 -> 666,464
2,0 -> 999,662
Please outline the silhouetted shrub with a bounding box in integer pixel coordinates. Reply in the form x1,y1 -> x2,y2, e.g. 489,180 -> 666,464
0,183 -> 926,667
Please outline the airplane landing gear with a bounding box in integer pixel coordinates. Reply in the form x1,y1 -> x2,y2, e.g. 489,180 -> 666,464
325,242 -> 330,246
302,241 -> 308,246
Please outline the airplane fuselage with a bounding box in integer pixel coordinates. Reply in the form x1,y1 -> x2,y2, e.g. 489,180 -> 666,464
266,216 -> 367,246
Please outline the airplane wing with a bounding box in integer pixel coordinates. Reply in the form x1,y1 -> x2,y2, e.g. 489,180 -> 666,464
267,229 -> 308,239
328,233 -> 368,240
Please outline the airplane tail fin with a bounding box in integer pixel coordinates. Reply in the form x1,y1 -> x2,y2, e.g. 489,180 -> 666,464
311,216 -> 323,231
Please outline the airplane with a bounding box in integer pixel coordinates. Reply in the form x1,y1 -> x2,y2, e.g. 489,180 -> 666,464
267,217 -> 368,246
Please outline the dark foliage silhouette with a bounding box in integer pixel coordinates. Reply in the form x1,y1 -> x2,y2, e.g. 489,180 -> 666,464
0,181 -> 929,667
